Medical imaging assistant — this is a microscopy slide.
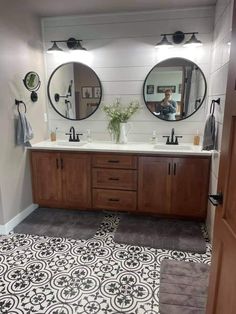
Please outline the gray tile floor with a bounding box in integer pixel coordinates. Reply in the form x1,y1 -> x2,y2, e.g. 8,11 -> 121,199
0,213 -> 211,314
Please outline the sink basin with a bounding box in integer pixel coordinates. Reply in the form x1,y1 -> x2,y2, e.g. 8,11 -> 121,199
56,141 -> 87,147
154,144 -> 193,151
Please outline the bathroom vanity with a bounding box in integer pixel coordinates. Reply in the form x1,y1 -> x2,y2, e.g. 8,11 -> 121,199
29,142 -> 211,219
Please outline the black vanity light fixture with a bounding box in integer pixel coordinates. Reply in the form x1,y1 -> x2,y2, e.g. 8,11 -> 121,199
155,34 -> 173,48
47,37 -> 87,53
155,31 -> 202,48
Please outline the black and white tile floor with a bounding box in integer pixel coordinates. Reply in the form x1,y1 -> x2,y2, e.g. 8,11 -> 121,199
0,214 -> 211,314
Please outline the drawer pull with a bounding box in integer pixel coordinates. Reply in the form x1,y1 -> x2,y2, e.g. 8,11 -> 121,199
108,198 -> 120,202
108,160 -> 119,163
173,163 -> 176,175
56,158 -> 59,169
109,177 -> 119,181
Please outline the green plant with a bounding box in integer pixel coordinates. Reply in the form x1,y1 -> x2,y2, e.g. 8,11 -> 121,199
102,100 -> 140,143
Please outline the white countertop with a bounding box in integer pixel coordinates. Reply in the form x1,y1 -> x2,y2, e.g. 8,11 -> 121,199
29,140 -> 212,156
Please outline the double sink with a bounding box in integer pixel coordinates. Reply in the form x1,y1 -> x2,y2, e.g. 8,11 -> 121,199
30,139 -> 211,156
54,126 -> 202,153
56,141 -> 196,151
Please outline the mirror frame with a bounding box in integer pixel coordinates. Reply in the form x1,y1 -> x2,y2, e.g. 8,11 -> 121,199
47,62 -> 103,121
143,57 -> 207,122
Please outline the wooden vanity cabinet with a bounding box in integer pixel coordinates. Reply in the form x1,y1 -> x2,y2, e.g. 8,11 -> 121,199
138,156 -> 210,219
31,151 -> 91,209
31,150 -> 210,219
92,153 -> 138,211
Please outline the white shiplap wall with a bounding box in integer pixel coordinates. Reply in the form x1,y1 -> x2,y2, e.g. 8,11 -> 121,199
206,0 -> 233,240
42,7 -> 214,143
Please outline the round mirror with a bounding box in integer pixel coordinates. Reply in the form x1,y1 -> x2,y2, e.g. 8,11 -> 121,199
48,62 -> 102,120
143,58 -> 207,121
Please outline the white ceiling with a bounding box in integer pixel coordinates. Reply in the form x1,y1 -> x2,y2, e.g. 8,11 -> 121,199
20,0 -> 216,17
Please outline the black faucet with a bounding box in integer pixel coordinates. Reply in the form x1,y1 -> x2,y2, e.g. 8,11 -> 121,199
163,128 -> 183,145
66,126 -> 83,142
171,128 -> 175,143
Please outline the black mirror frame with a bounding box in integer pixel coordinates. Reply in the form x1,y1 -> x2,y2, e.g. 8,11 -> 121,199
142,57 -> 207,122
47,62 -> 103,121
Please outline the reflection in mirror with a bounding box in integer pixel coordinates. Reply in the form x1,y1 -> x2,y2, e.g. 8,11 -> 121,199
143,58 -> 207,121
48,62 -> 102,120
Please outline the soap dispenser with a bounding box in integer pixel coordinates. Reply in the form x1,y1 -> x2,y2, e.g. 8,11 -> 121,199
86,129 -> 92,142
50,128 -> 58,141
151,130 -> 157,144
193,130 -> 200,145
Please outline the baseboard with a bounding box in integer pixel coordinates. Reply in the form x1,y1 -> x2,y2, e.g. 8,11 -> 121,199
0,203 -> 38,235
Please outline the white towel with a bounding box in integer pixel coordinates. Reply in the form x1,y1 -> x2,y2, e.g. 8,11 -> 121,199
16,112 -> 34,146
68,108 -> 74,119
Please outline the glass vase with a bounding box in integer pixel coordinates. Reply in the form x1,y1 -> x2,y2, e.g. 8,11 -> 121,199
109,119 -> 121,143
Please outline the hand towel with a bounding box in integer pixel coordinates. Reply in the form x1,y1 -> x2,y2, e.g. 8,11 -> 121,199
16,112 -> 34,147
68,108 -> 74,119
202,114 -> 215,150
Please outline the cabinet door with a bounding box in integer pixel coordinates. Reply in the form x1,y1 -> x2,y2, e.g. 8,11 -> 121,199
61,153 -> 91,209
171,157 -> 210,218
138,156 -> 172,214
31,151 -> 62,204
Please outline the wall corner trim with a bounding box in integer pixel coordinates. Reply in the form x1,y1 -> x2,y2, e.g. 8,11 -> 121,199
0,204 -> 38,235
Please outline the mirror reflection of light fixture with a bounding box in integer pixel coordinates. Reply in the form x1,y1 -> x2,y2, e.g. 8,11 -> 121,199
47,37 -> 87,53
155,31 -> 202,48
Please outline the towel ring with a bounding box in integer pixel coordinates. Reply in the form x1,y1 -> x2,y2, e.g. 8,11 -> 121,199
15,99 -> 27,114
210,98 -> 220,115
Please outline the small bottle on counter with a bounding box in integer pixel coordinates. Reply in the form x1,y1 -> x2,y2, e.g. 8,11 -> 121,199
150,130 -> 157,144
193,130 -> 200,145
50,128 -> 58,141
86,129 -> 92,142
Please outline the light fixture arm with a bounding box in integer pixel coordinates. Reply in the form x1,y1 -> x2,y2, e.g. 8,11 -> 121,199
47,38 -> 87,52
160,32 -> 199,36
155,31 -> 202,47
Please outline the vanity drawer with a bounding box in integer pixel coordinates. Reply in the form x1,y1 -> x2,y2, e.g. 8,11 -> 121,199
92,189 -> 137,211
92,154 -> 137,169
92,168 -> 137,190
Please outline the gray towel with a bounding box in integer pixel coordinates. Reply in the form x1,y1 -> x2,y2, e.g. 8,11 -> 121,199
16,112 -> 34,147
202,114 -> 215,150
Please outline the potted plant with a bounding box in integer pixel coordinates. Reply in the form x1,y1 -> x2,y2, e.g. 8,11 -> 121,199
103,99 -> 140,143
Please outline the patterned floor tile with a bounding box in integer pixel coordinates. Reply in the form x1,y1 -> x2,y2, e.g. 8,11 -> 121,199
0,213 -> 211,313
